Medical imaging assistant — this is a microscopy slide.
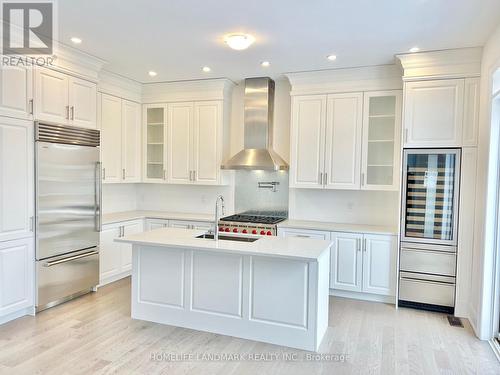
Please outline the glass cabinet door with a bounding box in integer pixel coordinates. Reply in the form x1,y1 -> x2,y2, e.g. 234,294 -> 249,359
361,91 -> 402,190
403,149 -> 460,244
144,106 -> 166,181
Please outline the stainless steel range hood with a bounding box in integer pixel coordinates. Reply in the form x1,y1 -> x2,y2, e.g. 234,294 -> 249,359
222,77 -> 288,171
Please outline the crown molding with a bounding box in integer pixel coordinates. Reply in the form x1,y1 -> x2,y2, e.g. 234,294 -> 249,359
396,47 -> 482,81
142,78 -> 235,103
285,64 -> 403,96
98,70 -> 142,102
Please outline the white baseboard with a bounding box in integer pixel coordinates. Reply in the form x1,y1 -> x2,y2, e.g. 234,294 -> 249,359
329,289 -> 395,304
0,306 -> 34,325
99,270 -> 131,287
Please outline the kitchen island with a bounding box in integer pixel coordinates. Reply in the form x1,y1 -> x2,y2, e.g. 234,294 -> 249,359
116,228 -> 331,351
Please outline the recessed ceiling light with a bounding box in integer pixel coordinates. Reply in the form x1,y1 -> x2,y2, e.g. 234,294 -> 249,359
327,54 -> 337,61
224,34 -> 255,50
261,61 -> 270,67
148,71 -> 157,77
202,66 -> 211,72
70,37 -> 82,44
409,47 -> 420,53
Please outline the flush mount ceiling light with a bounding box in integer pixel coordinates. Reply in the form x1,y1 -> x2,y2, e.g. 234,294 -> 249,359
327,54 -> 337,61
148,71 -> 157,77
224,34 -> 255,50
70,37 -> 82,44
261,61 -> 270,67
409,46 -> 420,53
202,66 -> 211,72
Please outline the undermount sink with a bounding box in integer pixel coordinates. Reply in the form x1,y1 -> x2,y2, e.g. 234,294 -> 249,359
196,233 -> 259,243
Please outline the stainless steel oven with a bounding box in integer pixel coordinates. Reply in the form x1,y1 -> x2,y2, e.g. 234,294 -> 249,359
35,122 -> 101,311
398,149 -> 461,313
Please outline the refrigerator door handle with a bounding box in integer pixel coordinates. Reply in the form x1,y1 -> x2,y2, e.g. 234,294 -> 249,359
44,250 -> 99,267
95,162 -> 102,232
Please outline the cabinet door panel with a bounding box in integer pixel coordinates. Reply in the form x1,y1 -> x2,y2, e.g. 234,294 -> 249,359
145,219 -> 169,231
278,228 -> 330,240
462,78 -> 480,146
143,105 -> 167,182
325,93 -> 363,189
99,226 -> 121,282
69,77 -> 97,129
404,79 -> 464,147
168,103 -> 193,183
168,220 -> 192,229
100,94 -> 122,183
35,69 -> 69,124
0,66 -> 32,119
362,234 -> 397,296
0,238 -> 34,317
121,100 -> 141,182
290,95 -> 327,188
330,232 -> 362,291
0,117 -> 33,242
121,221 -> 143,272
193,101 -> 220,184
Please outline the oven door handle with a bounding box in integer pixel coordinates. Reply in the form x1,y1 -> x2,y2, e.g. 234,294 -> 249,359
43,250 -> 99,267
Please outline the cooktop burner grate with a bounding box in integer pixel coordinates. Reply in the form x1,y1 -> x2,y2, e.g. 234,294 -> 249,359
220,211 -> 287,225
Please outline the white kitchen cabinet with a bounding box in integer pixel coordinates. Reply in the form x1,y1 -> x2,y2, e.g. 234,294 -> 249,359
0,65 -> 33,119
169,220 -> 212,231
330,232 -> 363,292
462,77 -> 480,146
100,93 -> 122,183
143,105 -> 167,182
168,102 -> 194,183
193,101 -> 222,184
69,77 -> 97,129
278,228 -> 330,240
0,237 -> 34,319
403,79 -> 464,147
100,94 -> 141,183
0,117 -> 34,242
120,221 -> 142,272
324,93 -> 363,189
145,219 -> 169,231
361,91 -> 402,190
361,234 -> 397,296
100,219 -> 143,285
290,95 -> 327,188
35,68 -> 97,128
35,68 -> 69,124
121,100 -> 142,182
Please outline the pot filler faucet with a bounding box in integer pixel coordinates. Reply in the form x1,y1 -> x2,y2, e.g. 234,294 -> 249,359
214,195 -> 225,241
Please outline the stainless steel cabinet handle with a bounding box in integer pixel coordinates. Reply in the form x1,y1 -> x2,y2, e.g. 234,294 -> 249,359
122,168 -> 125,180
66,105 -> 70,120
163,169 -> 166,180
193,170 -> 196,181
102,167 -> 106,180
363,238 -> 367,252
44,250 -> 98,267
95,162 -> 102,232
189,170 -> 192,181
29,216 -> 34,232
28,99 -> 33,114
357,238 -> 361,252
324,173 -> 328,186
70,106 -> 74,120
319,172 -> 323,185
361,173 -> 365,186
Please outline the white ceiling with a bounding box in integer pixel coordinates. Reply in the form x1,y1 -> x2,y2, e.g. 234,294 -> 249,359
58,0 -> 500,83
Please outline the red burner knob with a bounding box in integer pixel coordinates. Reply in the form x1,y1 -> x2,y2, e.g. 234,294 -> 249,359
266,231 -> 272,236
242,229 -> 248,234
252,229 -> 257,235
233,228 -> 238,233
224,228 -> 230,232
218,227 -> 224,231
260,230 -> 266,235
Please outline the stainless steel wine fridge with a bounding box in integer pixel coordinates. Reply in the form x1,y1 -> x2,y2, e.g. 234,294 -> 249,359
399,148 -> 461,314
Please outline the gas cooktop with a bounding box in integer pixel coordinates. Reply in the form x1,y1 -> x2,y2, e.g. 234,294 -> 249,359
220,210 -> 287,225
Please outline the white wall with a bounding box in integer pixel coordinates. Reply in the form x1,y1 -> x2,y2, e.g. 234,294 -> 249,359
102,184 -> 138,213
470,22 -> 500,339
289,189 -> 399,227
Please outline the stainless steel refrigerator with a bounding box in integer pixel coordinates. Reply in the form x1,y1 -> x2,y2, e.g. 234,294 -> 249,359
399,148 -> 460,314
35,122 -> 101,311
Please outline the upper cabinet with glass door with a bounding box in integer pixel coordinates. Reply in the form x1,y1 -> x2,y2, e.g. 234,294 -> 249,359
361,91 -> 402,191
143,105 -> 167,182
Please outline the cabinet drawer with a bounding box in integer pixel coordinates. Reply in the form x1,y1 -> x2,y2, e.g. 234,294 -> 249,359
399,277 -> 455,307
400,247 -> 456,276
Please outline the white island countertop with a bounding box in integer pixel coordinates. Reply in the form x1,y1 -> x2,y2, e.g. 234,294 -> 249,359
278,219 -> 398,235
115,227 -> 332,261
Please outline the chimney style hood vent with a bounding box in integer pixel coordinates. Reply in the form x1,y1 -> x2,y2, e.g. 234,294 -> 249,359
222,77 -> 288,171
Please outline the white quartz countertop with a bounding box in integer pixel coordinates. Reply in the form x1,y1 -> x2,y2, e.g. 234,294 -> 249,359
278,219 -> 398,235
115,227 -> 332,261
102,210 -> 214,225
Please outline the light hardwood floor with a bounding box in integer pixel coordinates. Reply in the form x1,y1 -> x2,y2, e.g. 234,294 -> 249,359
0,277 -> 498,375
